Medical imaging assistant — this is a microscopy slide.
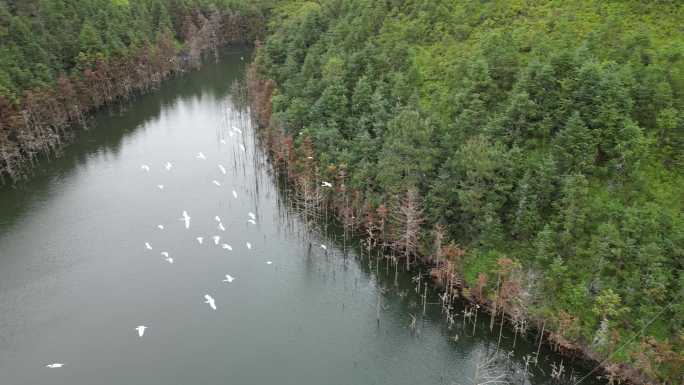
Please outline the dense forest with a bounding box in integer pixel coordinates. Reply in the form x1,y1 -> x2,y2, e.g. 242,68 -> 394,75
1,0 -> 682,383
0,0 -> 273,182
249,1 -> 683,384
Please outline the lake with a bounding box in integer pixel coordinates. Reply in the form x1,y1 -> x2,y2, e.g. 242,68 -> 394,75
0,48 -> 601,385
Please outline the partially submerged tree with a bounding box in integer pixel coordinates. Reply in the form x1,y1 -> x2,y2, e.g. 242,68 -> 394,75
392,188 -> 424,271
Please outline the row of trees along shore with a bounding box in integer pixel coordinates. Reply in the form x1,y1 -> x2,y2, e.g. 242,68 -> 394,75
0,0 -> 273,184
248,1 -> 683,385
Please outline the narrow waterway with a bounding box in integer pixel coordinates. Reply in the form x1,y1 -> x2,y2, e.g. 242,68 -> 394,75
0,49 -> 601,385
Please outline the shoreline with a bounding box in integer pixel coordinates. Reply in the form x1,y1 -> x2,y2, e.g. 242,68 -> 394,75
245,62 -> 656,385
0,9 -> 264,186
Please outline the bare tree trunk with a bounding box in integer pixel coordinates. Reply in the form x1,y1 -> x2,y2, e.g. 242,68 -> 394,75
536,320 -> 545,365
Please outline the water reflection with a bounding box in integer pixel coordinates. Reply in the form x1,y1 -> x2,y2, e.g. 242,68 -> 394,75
0,46 -> 602,385
0,47 -> 251,235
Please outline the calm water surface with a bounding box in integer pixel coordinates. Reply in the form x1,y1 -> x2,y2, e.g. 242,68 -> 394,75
0,49 -> 602,385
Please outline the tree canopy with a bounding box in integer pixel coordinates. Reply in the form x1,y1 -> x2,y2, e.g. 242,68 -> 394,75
254,1 -> 684,383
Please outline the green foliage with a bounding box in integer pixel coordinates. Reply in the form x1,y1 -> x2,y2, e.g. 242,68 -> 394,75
593,288 -> 628,321
257,0 -> 684,380
0,0 -> 272,100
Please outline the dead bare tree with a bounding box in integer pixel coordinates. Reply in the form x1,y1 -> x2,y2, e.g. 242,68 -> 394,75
392,188 -> 424,271
455,352 -> 511,385
432,223 -> 445,263
364,204 -> 377,262
376,203 -> 389,249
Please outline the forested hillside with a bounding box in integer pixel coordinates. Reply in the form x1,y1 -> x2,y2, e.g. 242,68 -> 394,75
0,0 -> 273,182
251,1 -> 684,383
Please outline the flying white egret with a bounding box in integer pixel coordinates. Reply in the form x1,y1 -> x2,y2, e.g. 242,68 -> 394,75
157,224 -> 164,230
213,235 -> 220,245
248,212 -> 256,220
45,363 -> 64,368
135,325 -> 147,337
180,211 -> 191,229
239,144 -> 246,152
320,244 -> 327,251
160,251 -> 169,258
321,181 -> 332,188
196,237 -> 204,244
196,152 -> 206,160
221,243 -> 233,251
164,162 -> 172,171
266,261 -> 273,265
214,215 -> 221,222
233,127 -> 242,134
157,184 -> 165,190
140,165 -> 150,172
247,219 -> 256,225
145,242 -> 152,250
204,294 -> 217,310
222,274 -> 235,283
212,180 -> 221,187
307,156 -> 314,160
164,257 -> 174,264
218,165 -> 226,175
218,223 -> 226,231
246,242 -> 252,250
232,190 -> 238,199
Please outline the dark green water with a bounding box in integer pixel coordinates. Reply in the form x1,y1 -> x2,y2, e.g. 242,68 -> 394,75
0,49 -> 602,385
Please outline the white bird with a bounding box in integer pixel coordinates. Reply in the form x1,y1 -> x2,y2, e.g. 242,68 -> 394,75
307,156 -> 314,160
321,181 -> 333,188
320,244 -> 327,251
247,219 -> 256,225
213,235 -> 220,245
222,243 -> 233,251
160,251 -> 169,258
164,257 -> 174,264
157,224 -> 164,230
223,274 -> 235,283
204,294 -> 216,310
135,325 -> 147,337
196,152 -> 206,160
157,184 -> 165,190
180,210 -> 191,229
232,190 -> 238,199
145,242 -> 152,250
266,261 -> 273,265
248,212 -> 256,220
214,215 -> 221,222
218,222 -> 226,231
218,165 -> 227,175
239,144 -> 246,152
141,164 -> 150,172
212,180 -> 221,187
246,242 -> 252,250
45,363 -> 64,368
234,127 -> 242,134
164,162 -> 172,171
196,237 -> 204,244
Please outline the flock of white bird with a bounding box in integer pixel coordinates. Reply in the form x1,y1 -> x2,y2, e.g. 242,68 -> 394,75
44,124 -> 277,369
